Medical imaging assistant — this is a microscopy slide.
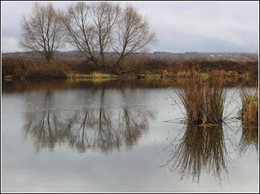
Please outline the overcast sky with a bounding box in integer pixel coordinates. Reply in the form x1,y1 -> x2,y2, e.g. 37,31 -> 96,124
1,1 -> 259,53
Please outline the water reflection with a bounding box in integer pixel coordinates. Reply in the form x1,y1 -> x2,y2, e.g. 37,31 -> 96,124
4,78 -> 256,94
24,89 -> 67,151
162,124 -> 228,184
239,124 -> 258,155
24,86 -> 156,153
3,80 -> 259,192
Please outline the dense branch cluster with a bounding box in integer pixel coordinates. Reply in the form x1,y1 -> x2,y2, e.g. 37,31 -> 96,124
19,2 -> 156,66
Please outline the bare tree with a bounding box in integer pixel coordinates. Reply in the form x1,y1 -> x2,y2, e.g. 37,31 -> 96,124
60,2 -> 120,66
90,2 -> 120,67
61,2 -> 156,68
113,4 -> 157,67
19,2 -> 65,62
60,2 -> 96,65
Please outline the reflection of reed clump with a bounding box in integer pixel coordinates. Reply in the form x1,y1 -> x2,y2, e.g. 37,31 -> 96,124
176,70 -> 226,124
239,124 -> 258,154
163,124 -> 228,183
238,90 -> 258,154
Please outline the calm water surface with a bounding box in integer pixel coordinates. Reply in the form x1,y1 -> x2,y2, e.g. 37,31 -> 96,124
2,80 -> 258,192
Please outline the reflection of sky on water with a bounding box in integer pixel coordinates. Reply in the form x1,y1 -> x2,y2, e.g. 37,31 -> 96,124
2,81 -> 258,192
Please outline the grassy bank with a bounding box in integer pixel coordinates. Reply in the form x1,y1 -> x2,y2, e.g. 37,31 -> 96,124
2,55 -> 258,81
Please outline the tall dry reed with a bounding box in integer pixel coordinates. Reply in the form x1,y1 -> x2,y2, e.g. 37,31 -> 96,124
176,70 -> 226,124
239,90 -> 258,124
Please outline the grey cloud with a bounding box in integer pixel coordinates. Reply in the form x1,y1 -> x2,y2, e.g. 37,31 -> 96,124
1,1 -> 259,53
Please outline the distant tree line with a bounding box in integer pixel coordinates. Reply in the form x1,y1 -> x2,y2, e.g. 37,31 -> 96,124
19,2 -> 157,68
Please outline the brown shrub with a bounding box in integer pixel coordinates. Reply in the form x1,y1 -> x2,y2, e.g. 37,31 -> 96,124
2,56 -> 70,79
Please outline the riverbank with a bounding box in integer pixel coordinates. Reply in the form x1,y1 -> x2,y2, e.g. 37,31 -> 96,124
2,55 -> 258,82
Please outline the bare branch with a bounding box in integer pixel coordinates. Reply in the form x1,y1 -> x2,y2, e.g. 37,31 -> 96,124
113,4 -> 157,67
19,2 -> 66,62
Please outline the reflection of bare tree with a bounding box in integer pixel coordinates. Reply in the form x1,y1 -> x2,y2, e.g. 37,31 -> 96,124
67,108 -> 120,153
162,124 -> 228,184
24,90 -> 67,151
239,124 -> 258,155
65,86 -> 122,153
122,107 -> 153,148
24,86 -> 156,153
66,107 -> 155,153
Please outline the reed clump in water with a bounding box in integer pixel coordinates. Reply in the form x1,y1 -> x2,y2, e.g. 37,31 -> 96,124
239,91 -> 258,124
176,70 -> 226,124
238,90 -> 258,154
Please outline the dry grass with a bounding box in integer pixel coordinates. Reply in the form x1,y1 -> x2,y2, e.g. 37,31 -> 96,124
176,70 -> 226,124
239,91 -> 258,124
3,54 -> 258,81
2,56 -> 70,79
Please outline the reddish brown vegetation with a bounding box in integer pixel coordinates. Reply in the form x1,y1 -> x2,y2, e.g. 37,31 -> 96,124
130,58 -> 258,76
2,55 -> 258,80
2,56 -> 71,79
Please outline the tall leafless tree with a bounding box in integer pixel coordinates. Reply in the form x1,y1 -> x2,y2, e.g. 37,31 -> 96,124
60,2 -> 120,67
60,2 -> 96,65
90,2 -> 120,67
113,4 -> 157,67
19,2 -> 65,62
60,2 -> 156,68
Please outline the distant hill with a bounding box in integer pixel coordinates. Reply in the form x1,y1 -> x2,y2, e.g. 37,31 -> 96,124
151,51 -> 258,61
2,51 -> 258,61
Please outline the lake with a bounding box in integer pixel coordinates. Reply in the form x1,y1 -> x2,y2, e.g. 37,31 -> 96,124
2,79 -> 258,192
